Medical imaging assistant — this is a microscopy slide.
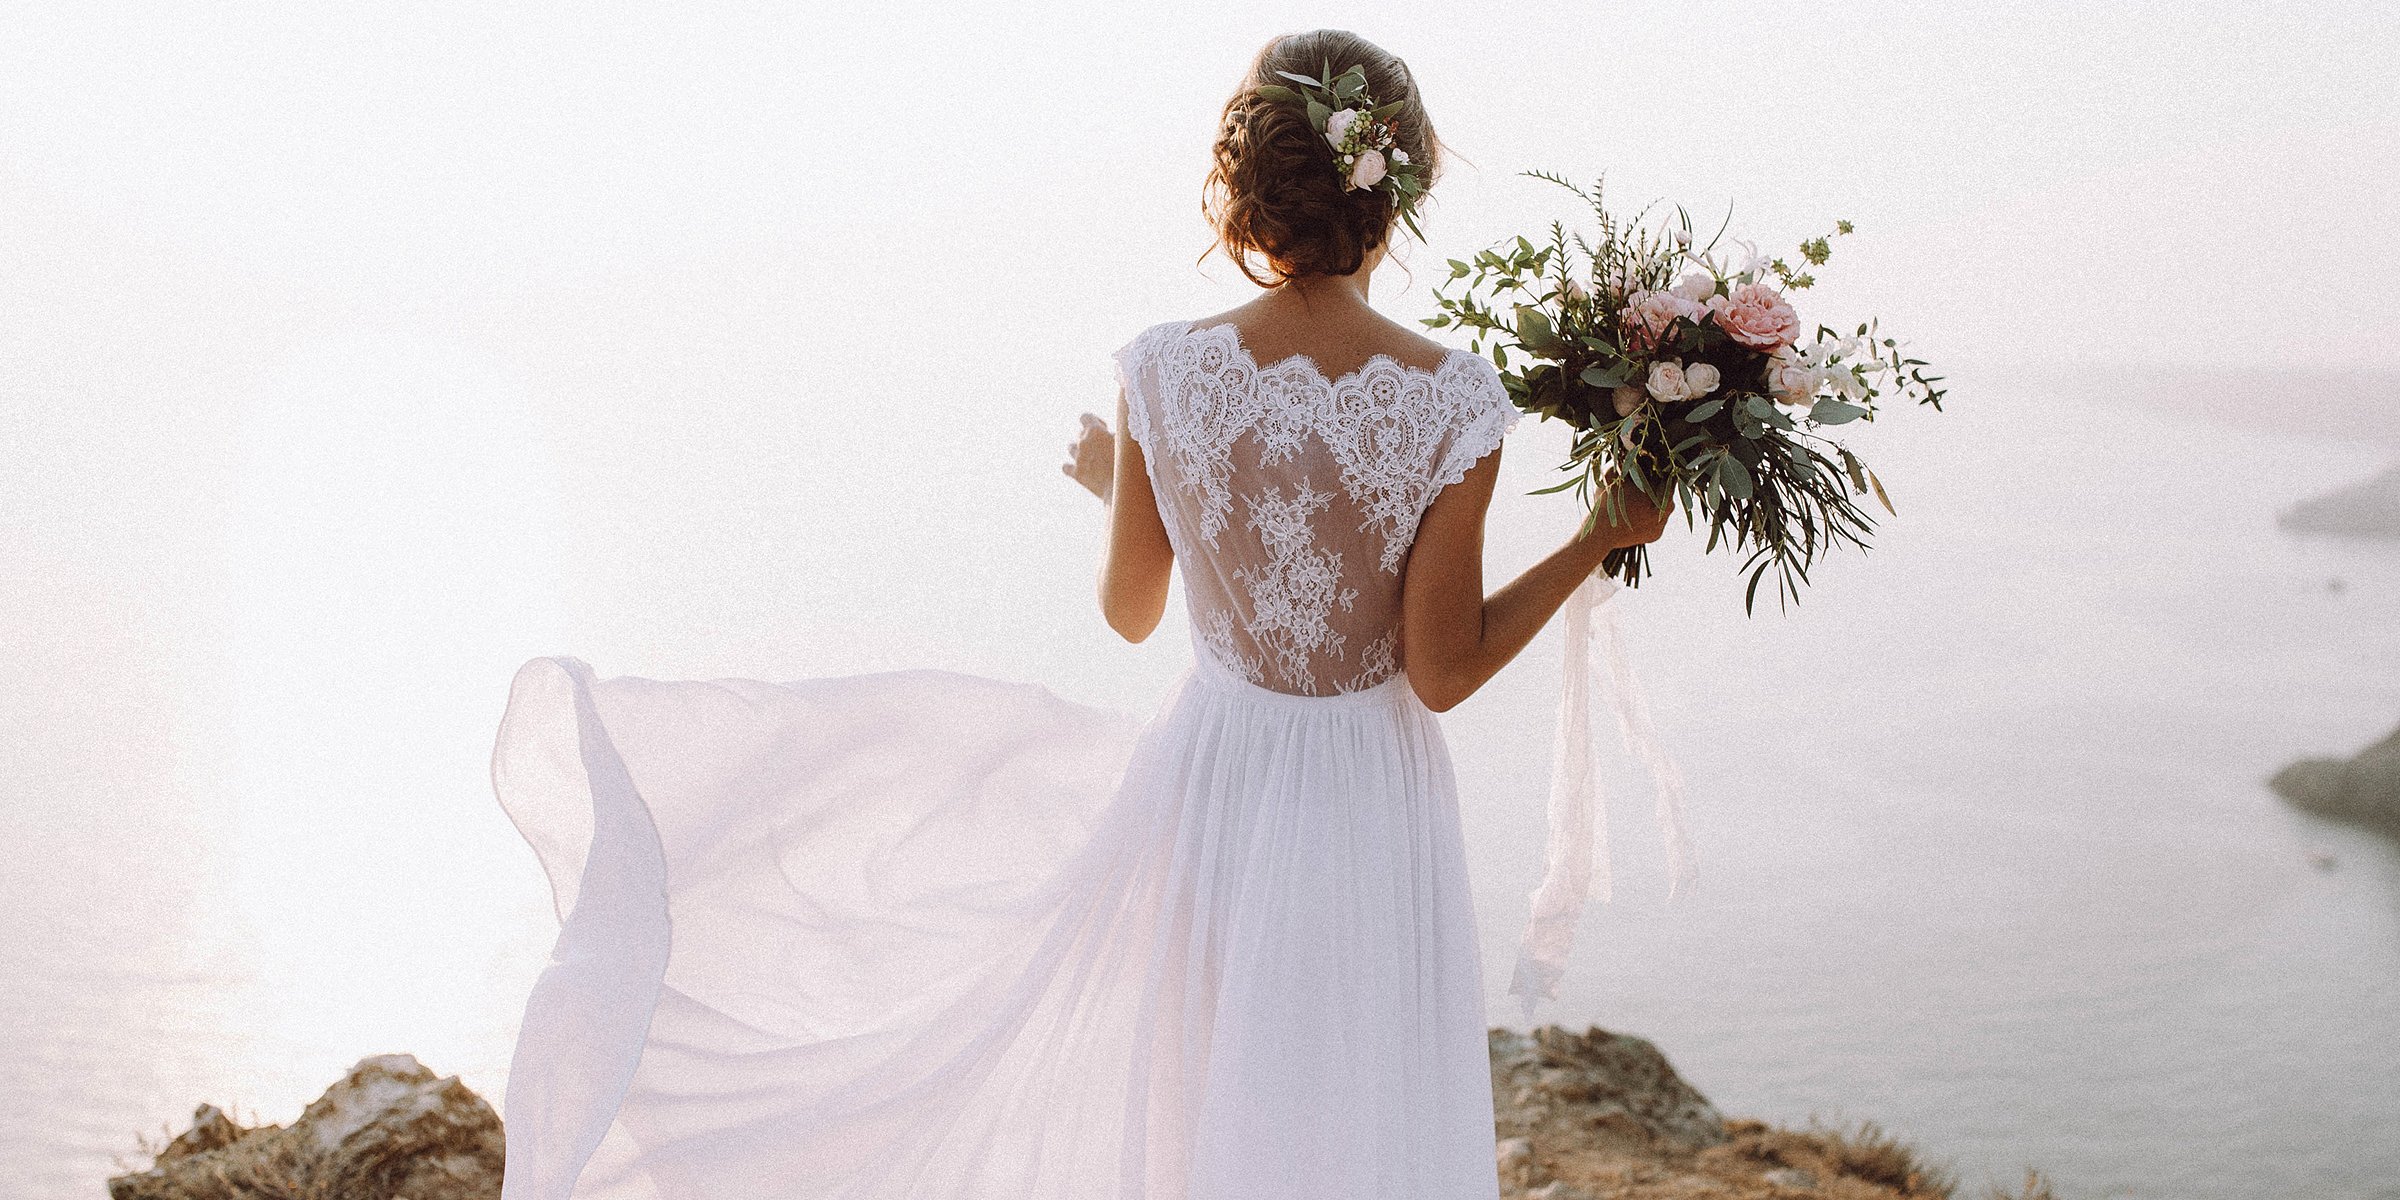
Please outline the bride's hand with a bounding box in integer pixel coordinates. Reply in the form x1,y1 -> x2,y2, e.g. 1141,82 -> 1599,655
1061,411 -> 1114,502
1583,470 -> 1672,549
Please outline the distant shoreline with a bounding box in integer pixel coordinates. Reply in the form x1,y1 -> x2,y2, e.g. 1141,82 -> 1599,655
1958,361 -> 2400,449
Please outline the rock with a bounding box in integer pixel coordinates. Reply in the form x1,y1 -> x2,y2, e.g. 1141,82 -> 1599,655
1491,1025 -> 1729,1152
1497,1136 -> 1539,1189
109,1054 -> 503,1200
2272,723 -> 2400,834
2280,464 -> 2400,539
1528,1182 -> 1597,1200
115,1037 -> 1999,1200
152,1104 -> 246,1164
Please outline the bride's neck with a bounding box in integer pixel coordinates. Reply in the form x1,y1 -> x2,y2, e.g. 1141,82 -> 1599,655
1265,269 -> 1375,313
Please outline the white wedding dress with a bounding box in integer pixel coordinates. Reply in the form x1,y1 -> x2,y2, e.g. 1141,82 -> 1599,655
491,317 -> 1522,1200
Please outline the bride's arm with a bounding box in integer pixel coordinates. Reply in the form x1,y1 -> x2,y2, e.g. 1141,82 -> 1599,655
1070,386 -> 1175,642
1400,445 -> 1668,712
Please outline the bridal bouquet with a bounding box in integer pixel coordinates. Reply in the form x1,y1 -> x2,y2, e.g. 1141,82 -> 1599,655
1426,174 -> 1947,611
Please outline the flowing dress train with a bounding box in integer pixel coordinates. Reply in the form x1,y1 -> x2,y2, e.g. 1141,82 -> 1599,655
492,317 -> 1521,1199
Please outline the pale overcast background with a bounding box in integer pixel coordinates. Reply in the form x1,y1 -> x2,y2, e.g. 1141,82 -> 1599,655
5,4 -> 2397,1199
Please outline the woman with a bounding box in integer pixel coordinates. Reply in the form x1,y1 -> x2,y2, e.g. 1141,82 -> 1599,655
492,28 -> 1670,1200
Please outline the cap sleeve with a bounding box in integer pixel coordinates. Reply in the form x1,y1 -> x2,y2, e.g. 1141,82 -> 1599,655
1110,323 -> 1170,450
1429,352 -> 1520,494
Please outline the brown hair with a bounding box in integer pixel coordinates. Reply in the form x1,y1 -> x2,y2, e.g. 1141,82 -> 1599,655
1200,30 -> 1449,288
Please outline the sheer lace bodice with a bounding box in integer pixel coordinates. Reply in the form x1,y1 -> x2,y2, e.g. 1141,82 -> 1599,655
1113,318 -> 1520,697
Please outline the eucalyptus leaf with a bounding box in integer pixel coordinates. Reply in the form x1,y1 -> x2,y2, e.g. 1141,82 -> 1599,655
1684,398 -> 1725,423
1716,456 -> 1753,501
1514,306 -> 1559,354
1253,84 -> 1302,104
1579,364 -> 1629,388
1811,398 -> 1868,424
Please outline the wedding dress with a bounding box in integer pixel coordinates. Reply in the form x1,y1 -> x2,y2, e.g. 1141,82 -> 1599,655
490,317 -> 1528,1200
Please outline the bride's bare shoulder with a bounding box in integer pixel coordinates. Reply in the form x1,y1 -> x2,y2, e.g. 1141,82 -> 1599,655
1364,313 -> 1455,368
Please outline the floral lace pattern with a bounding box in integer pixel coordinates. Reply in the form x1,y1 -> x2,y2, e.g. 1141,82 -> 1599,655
1232,480 -> 1358,693
1338,628 -> 1399,695
1115,318 -> 1518,695
1197,609 -> 1267,686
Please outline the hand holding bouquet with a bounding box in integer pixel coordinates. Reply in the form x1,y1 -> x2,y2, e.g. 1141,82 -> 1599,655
1427,174 -> 1947,611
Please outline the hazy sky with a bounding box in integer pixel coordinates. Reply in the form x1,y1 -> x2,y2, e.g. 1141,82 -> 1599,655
4,0 -> 2395,369
6,0 -> 2394,729
5,16 -> 2396,1196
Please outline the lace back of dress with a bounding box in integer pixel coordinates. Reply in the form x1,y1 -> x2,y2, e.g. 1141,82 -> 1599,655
1114,319 -> 1519,697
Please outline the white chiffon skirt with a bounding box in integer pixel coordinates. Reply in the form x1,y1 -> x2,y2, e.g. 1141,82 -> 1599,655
491,647 -> 1501,1200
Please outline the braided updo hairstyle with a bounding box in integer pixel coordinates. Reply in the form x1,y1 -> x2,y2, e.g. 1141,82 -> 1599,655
1202,30 -> 1449,288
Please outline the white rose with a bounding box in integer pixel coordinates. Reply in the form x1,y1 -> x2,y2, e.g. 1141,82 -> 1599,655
1611,383 -> 1647,417
1765,349 -> 1819,405
1672,271 -> 1715,304
1324,108 -> 1358,147
1348,148 -> 1387,189
1645,360 -> 1691,403
1683,361 -> 1721,396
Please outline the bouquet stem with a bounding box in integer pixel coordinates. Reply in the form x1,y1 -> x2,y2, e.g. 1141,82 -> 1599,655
1600,543 -> 1648,588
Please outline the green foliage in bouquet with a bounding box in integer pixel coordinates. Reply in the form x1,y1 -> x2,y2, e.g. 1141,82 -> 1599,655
1425,173 -> 1947,612
1250,62 -> 1432,244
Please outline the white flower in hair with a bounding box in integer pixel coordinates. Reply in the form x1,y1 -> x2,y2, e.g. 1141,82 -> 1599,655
1349,149 -> 1387,189
1324,108 -> 1358,147
1252,63 -> 1428,239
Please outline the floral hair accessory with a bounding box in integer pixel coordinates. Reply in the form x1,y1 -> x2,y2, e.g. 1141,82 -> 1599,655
1252,61 -> 1429,243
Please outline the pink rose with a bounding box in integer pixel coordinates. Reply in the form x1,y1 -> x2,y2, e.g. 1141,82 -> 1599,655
1610,383 -> 1647,417
1348,149 -> 1387,189
1707,282 -> 1800,351
1620,289 -> 1708,353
